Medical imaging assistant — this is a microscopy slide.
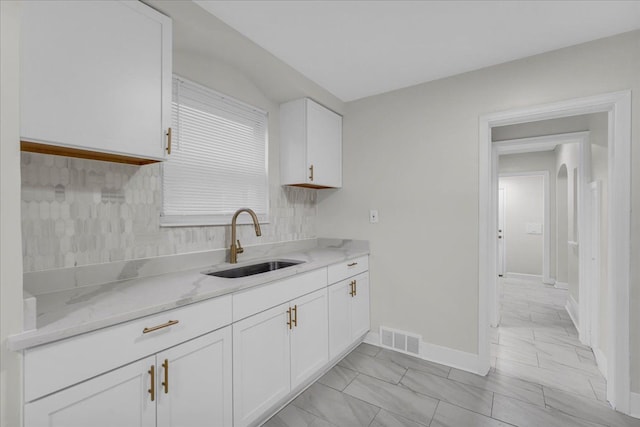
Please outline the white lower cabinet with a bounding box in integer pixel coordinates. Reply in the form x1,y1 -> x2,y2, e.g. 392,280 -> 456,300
25,356 -> 156,427
328,272 -> 370,360
25,327 -> 232,427
157,327 -> 233,427
233,288 -> 328,427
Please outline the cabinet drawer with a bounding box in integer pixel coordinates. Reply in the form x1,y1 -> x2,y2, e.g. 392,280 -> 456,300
25,295 -> 232,403
327,256 -> 369,284
233,269 -> 327,322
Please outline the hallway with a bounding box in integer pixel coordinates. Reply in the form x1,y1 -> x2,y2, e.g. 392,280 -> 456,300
264,276 -> 639,426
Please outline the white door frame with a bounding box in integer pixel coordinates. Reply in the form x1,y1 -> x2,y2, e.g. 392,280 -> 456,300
494,132 -> 592,336
497,187 -> 506,278
478,91 -> 631,414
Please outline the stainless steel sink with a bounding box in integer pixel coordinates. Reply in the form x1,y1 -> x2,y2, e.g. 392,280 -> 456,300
205,260 -> 304,279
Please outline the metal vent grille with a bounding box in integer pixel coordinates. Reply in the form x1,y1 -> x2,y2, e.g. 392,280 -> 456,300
379,326 -> 421,356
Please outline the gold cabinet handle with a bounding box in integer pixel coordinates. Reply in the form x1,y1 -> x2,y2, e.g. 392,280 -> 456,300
353,279 -> 357,296
292,305 -> 298,327
162,359 -> 169,394
143,320 -> 179,334
148,365 -> 155,402
349,280 -> 355,297
166,128 -> 172,155
287,307 -> 292,329
309,164 -> 314,181
347,262 -> 358,267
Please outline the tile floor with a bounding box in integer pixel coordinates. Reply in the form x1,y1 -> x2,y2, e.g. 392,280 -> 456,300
265,277 -> 640,426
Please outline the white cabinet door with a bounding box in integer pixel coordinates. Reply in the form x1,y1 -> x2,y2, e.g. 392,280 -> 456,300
21,0 -> 171,161
24,356 -> 155,427
351,273 -> 371,340
306,99 -> 342,188
290,288 -> 328,389
233,303 -> 291,427
156,327 -> 232,427
328,280 -> 353,360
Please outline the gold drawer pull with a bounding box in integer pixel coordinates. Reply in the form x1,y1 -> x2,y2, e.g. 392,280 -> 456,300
287,307 -> 293,329
162,359 -> 169,394
309,164 -> 314,181
166,128 -> 172,155
347,262 -> 358,267
143,320 -> 179,334
148,365 -> 155,402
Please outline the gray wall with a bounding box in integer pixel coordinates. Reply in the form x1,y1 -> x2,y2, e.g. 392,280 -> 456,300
316,31 -> 640,394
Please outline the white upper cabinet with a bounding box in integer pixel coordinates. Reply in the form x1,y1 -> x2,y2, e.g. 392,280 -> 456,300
280,98 -> 342,188
20,0 -> 172,164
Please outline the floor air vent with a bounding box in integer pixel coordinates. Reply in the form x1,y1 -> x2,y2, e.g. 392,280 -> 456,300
379,326 -> 421,356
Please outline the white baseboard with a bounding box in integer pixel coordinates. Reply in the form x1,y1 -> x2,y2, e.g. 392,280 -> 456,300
364,332 -> 481,375
565,295 -> 579,330
543,277 -> 556,285
555,281 -> 569,290
593,347 -> 607,379
505,272 -> 543,282
630,392 -> 640,419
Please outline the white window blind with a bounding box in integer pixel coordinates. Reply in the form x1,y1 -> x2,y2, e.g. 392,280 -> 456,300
161,76 -> 268,226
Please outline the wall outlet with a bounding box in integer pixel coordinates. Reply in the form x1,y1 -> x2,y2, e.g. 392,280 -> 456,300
369,209 -> 379,223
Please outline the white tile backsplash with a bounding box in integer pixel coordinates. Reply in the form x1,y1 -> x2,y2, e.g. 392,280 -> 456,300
21,152 -> 317,272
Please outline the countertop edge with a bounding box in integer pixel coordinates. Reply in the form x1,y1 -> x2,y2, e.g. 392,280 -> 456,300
9,248 -> 370,351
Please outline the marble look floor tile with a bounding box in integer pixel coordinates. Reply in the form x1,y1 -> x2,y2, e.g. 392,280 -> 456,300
430,401 -> 513,427
344,374 -> 438,426
317,365 -> 358,391
492,394 -> 607,427
537,355 -> 602,379
543,387 -> 640,427
533,329 -> 589,350
338,350 -> 406,384
353,342 -> 381,357
495,358 -> 596,399
291,382 -> 379,427
589,378 -> 608,402
499,327 -> 535,342
448,368 -> 545,407
400,368 -> 494,416
375,348 -> 451,378
575,347 -> 597,364
369,409 -> 427,427
491,343 -> 539,367
264,405 -> 337,427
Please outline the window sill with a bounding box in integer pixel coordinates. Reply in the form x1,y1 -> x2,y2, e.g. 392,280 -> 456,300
160,213 -> 270,228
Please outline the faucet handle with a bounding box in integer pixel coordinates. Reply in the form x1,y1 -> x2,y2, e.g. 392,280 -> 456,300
236,240 -> 244,254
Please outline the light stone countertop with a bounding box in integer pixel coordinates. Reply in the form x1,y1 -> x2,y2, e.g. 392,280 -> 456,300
9,239 -> 369,351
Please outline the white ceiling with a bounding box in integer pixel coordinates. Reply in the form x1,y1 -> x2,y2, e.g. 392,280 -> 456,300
194,1 -> 640,102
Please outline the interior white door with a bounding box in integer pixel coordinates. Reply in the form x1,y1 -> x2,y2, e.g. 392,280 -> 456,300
498,187 -> 506,276
233,303 -> 291,427
328,279 -> 353,360
24,356 -> 156,427
290,288 -> 329,389
351,273 -> 371,340
156,327 -> 232,427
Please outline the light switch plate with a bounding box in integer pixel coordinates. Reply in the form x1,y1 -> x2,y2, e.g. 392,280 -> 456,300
370,209 -> 379,223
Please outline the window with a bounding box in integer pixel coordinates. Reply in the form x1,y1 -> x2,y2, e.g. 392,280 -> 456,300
161,76 -> 268,226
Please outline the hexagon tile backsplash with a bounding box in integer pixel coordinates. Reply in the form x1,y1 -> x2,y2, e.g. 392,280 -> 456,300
21,152 -> 317,273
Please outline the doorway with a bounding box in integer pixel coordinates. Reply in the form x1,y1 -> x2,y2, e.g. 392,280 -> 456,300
478,91 -> 632,414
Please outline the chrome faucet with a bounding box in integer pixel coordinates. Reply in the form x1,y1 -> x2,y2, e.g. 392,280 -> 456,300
230,208 -> 262,264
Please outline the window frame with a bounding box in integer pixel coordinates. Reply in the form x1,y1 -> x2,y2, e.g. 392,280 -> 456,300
159,75 -> 269,227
